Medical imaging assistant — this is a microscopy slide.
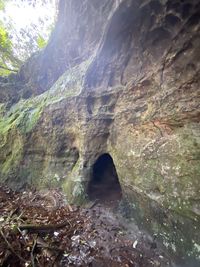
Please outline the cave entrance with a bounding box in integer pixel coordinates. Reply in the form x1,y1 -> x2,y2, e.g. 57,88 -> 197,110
87,153 -> 122,205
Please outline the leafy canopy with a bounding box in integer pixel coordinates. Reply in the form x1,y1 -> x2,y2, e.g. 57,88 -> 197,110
0,0 -> 57,76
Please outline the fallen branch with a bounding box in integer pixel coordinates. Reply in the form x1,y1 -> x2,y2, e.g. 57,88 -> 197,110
18,220 -> 70,233
0,229 -> 26,262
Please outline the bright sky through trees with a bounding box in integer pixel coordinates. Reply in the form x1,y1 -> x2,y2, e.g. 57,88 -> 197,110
2,1 -> 55,30
0,0 -> 57,75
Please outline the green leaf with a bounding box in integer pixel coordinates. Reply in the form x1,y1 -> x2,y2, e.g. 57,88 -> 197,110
0,24 -> 12,50
37,34 -> 47,49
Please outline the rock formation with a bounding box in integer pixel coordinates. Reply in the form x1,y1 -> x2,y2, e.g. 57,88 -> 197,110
0,0 -> 200,264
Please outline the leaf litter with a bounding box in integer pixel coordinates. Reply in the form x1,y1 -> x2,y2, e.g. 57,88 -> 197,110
0,185 -> 172,266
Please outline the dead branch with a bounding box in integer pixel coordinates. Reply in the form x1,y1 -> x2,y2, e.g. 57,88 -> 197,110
18,220 -> 70,233
0,229 -> 26,262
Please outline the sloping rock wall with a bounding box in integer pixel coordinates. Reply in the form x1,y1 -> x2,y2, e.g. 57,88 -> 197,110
0,0 -> 200,263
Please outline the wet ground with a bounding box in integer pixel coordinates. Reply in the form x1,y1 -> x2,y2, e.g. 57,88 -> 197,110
0,185 -> 172,266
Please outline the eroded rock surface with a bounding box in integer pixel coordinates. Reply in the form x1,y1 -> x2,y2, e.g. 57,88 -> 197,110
0,0 -> 200,264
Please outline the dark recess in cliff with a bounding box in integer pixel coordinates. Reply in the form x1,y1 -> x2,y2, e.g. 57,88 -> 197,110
87,153 -> 122,203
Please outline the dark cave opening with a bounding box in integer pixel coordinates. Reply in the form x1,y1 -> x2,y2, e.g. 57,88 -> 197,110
87,153 -> 122,204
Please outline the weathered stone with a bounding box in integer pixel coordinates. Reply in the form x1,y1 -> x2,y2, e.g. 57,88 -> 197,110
0,0 -> 200,264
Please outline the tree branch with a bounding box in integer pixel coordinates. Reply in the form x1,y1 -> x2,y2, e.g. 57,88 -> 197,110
0,65 -> 18,73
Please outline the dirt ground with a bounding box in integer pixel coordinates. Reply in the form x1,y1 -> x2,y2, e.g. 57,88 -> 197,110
0,185 -> 172,267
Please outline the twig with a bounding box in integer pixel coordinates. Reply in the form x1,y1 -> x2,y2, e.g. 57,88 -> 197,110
0,229 -> 26,262
89,199 -> 99,209
10,207 -> 20,218
119,253 -> 134,265
151,121 -> 163,137
31,235 -> 38,267
67,204 -> 73,212
0,65 -> 18,73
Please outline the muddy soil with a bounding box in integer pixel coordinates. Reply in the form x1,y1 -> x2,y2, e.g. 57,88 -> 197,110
0,185 -> 172,266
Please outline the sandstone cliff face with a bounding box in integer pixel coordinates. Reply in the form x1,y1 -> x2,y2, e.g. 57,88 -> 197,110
0,0 -> 200,263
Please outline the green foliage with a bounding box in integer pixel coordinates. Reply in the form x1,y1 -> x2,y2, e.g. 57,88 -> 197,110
0,24 -> 11,50
0,0 -> 57,76
0,0 -> 5,11
37,34 -> 47,49
0,23 -> 18,76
